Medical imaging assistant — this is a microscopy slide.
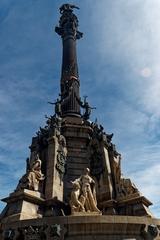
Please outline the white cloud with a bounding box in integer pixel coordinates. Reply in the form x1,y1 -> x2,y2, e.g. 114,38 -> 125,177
88,0 -> 160,118
140,67 -> 152,78
129,163 -> 160,213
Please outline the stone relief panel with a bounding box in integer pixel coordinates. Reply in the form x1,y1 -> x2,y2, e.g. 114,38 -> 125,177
49,224 -> 61,239
22,225 -> 47,240
141,224 -> 159,240
3,228 -> 15,240
56,134 -> 67,184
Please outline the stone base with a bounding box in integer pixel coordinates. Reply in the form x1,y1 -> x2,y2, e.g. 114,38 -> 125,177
117,195 -> 153,217
100,199 -> 117,215
71,211 -> 102,216
1,189 -> 45,222
98,195 -> 152,217
1,215 -> 160,240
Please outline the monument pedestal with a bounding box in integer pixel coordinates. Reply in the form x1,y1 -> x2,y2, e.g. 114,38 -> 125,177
117,195 -> 153,217
1,189 -> 45,222
1,215 -> 160,240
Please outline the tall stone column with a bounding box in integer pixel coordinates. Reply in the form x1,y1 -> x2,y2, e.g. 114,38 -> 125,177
55,4 -> 83,117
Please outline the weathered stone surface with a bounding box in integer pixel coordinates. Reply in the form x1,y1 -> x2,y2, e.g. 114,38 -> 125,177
45,134 -> 67,201
1,216 -> 160,240
1,189 -> 45,222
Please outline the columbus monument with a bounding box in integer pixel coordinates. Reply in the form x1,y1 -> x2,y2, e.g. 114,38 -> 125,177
0,4 -> 160,240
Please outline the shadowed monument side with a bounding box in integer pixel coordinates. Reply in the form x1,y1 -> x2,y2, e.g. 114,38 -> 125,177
0,3 -> 160,240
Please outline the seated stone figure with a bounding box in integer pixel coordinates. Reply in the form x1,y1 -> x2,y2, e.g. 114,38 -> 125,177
16,156 -> 45,192
70,168 -> 101,214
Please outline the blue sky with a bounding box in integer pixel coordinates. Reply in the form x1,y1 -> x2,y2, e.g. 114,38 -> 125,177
0,0 -> 160,217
